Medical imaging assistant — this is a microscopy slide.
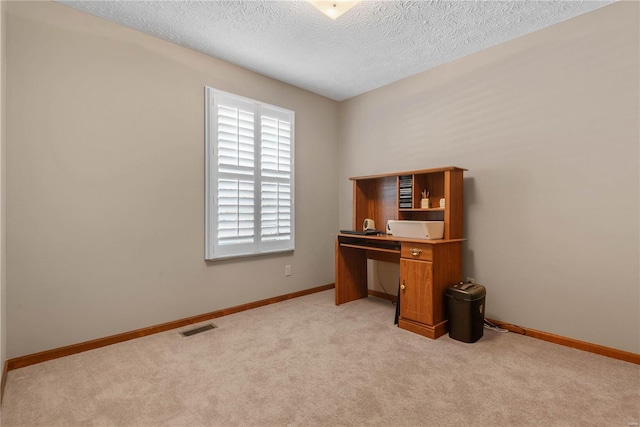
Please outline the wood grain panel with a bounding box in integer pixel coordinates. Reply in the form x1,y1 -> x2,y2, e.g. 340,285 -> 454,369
399,258 -> 433,324
350,166 -> 466,181
401,243 -> 434,261
444,169 -> 464,239
335,238 -> 368,305
431,241 -> 463,324
353,179 -> 367,230
413,171 -> 444,209
370,176 -> 397,231
398,318 -> 448,339
354,176 -> 398,232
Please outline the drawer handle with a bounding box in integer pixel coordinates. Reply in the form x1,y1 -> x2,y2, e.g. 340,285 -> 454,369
410,248 -> 422,256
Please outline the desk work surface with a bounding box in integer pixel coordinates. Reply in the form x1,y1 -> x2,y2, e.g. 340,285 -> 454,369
335,232 -> 465,245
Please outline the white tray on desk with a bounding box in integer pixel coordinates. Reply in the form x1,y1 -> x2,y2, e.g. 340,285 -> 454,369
387,220 -> 444,240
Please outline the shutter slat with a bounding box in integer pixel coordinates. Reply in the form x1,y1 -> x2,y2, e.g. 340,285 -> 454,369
217,103 -> 255,170
261,115 -> 291,176
217,177 -> 255,245
260,180 -> 292,242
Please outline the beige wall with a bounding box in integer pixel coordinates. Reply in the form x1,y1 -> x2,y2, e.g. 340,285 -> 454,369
5,1 -> 639,359
340,2 -> 639,354
1,0 -> 7,370
5,1 -> 339,358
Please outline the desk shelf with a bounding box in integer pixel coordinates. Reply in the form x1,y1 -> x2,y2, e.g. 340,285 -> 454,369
351,166 -> 465,240
399,208 -> 445,212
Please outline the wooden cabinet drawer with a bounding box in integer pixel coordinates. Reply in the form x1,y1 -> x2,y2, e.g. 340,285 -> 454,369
401,243 -> 433,261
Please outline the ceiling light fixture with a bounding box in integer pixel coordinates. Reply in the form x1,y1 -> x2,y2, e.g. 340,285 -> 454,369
306,1 -> 361,20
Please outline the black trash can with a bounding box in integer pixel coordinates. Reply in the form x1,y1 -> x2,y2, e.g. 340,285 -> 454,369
446,283 -> 486,343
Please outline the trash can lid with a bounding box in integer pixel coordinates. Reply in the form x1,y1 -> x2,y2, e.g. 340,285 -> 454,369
447,282 -> 486,301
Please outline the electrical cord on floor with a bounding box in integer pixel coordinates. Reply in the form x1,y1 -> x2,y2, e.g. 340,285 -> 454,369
484,319 -> 509,333
376,262 -> 397,306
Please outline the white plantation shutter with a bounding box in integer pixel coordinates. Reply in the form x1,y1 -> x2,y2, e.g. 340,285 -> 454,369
205,87 -> 295,260
260,108 -> 292,243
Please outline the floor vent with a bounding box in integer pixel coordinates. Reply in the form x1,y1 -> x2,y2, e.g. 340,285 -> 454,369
180,323 -> 217,337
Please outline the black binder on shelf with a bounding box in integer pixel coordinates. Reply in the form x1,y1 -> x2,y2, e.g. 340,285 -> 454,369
399,175 -> 413,209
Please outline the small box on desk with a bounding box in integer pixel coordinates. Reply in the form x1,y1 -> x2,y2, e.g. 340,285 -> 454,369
387,220 -> 444,240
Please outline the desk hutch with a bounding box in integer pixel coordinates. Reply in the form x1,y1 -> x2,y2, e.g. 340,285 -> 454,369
335,166 -> 466,339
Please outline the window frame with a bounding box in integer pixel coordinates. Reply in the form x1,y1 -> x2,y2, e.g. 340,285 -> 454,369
205,87 -> 295,260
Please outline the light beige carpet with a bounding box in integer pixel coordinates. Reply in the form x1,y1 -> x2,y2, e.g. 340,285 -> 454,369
2,289 -> 639,426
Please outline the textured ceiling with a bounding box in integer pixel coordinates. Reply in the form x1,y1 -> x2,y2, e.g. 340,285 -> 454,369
58,0 -> 614,101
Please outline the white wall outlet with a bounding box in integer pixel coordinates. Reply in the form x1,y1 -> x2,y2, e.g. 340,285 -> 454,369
285,265 -> 291,276
466,277 -> 475,284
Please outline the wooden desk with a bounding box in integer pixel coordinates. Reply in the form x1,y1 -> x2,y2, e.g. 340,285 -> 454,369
337,166 -> 466,339
335,233 -> 463,339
